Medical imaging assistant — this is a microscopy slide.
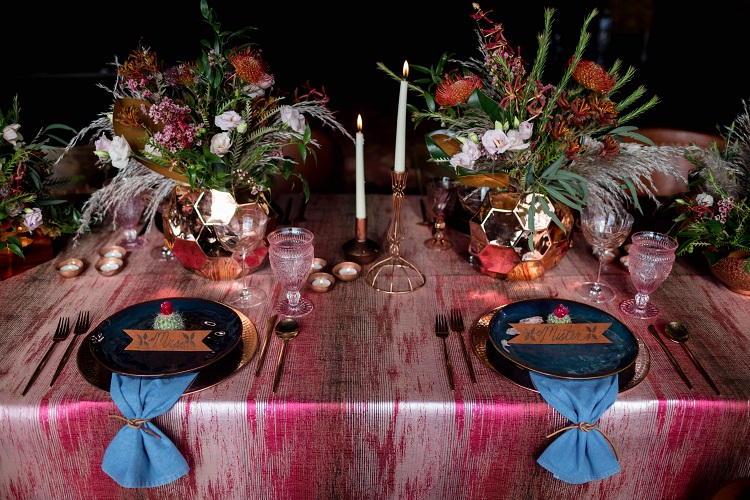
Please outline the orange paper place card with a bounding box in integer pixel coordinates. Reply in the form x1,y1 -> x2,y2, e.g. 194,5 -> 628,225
508,323 -> 613,345
123,330 -> 213,352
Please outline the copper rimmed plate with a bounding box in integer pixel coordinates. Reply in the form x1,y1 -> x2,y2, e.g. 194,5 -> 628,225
88,298 -> 243,376
78,307 -> 258,394
471,303 -> 651,393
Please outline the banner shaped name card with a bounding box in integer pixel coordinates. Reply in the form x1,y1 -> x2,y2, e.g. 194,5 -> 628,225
508,323 -> 612,345
123,330 -> 213,352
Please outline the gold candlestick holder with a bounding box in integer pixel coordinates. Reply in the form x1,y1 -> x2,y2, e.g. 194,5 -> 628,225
365,170 -> 425,294
342,218 -> 380,264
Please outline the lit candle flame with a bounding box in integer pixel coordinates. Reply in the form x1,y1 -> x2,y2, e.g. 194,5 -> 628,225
357,114 -> 363,132
402,60 -> 409,78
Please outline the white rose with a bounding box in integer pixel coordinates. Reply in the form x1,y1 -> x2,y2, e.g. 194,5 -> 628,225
214,111 -> 244,131
280,106 -> 306,135
696,193 -> 714,207
210,132 -> 232,157
109,135 -> 132,169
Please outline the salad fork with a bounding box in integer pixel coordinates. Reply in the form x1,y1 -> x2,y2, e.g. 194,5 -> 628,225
435,314 -> 454,391
50,311 -> 91,387
21,317 -> 70,396
449,308 -> 477,383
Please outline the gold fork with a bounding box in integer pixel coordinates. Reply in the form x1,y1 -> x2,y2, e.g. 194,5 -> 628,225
449,308 -> 477,383
435,314 -> 454,391
50,311 -> 91,387
22,317 -> 70,396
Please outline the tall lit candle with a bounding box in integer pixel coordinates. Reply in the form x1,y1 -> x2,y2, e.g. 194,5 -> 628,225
394,60 -> 409,173
355,114 -> 366,219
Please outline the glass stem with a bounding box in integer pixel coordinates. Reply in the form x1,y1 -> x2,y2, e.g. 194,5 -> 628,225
434,215 -> 446,243
239,251 -> 248,297
124,228 -> 136,243
593,251 -> 605,290
634,292 -> 649,311
287,290 -> 301,307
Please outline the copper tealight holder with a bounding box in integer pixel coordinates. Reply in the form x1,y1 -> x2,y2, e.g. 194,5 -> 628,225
308,272 -> 335,293
56,258 -> 84,278
95,257 -> 124,276
332,261 -> 361,282
99,245 -> 127,260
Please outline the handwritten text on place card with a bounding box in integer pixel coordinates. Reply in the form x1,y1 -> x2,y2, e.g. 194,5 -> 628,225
123,330 -> 213,351
507,323 -> 612,345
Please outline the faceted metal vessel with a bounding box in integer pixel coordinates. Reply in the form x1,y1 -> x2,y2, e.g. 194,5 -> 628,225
163,185 -> 276,280
468,190 -> 574,281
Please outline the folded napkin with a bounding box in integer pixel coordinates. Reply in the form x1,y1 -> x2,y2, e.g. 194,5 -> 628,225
530,372 -> 620,484
102,372 -> 198,488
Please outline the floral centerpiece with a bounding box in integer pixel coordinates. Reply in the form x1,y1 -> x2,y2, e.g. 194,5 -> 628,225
668,101 -> 750,283
379,4 -> 689,242
1,95 -> 81,258
65,0 -> 352,238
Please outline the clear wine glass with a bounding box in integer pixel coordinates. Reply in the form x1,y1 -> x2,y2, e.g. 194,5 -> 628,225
620,231 -> 679,319
268,227 -> 315,318
214,204 -> 270,308
424,177 -> 457,250
114,193 -> 146,249
575,205 -> 634,303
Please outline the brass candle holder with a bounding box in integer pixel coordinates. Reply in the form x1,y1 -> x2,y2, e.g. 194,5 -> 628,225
342,218 -> 380,265
365,170 -> 425,294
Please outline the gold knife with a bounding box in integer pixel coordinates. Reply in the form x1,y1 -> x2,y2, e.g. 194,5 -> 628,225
255,314 -> 278,376
647,324 -> 692,389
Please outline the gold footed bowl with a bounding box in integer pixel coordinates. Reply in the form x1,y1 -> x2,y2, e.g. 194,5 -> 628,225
709,251 -> 750,295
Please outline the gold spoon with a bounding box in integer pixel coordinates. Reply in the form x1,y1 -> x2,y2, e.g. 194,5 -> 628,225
664,321 -> 721,395
272,318 -> 300,393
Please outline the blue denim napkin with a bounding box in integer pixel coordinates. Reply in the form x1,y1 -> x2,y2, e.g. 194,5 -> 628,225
530,372 -> 620,484
102,372 -> 198,488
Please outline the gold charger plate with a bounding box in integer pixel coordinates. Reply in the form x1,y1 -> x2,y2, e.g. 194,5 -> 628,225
471,305 -> 651,393
77,308 -> 258,395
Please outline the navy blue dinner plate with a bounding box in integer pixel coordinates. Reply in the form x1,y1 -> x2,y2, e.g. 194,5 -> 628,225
487,298 -> 638,380
89,298 -> 243,376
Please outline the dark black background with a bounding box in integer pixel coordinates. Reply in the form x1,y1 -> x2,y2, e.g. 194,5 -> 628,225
3,1 -> 748,153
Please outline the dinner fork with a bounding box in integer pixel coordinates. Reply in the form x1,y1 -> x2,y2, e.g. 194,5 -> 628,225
435,314 -> 454,391
21,317 -> 70,396
449,308 -> 477,383
50,311 -> 91,387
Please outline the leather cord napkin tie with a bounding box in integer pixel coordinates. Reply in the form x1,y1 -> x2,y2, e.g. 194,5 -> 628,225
529,371 -> 620,484
102,372 -> 198,488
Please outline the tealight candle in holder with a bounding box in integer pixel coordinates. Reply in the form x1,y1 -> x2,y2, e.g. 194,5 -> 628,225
310,258 -> 328,273
56,258 -> 84,278
96,257 -> 124,276
308,272 -> 335,293
99,245 -> 127,260
332,261 -> 361,282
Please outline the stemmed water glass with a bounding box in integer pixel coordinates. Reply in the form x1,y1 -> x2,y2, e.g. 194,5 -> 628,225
214,204 -> 270,308
575,205 -> 634,303
114,193 -> 146,249
424,177 -> 457,250
620,231 -> 679,319
268,227 -> 315,318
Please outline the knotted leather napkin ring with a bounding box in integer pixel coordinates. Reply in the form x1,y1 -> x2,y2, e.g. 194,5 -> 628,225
547,421 -> 618,460
109,414 -> 162,439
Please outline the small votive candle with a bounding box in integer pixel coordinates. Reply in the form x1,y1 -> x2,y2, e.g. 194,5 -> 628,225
60,264 -> 80,272
332,261 -> 361,282
56,258 -> 84,278
339,266 -> 357,276
312,277 -> 331,287
104,250 -> 123,258
100,262 -> 119,272
310,258 -> 327,273
308,272 -> 335,293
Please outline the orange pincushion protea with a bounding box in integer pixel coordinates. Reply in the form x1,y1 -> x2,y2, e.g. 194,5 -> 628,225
229,48 -> 270,86
435,74 -> 483,107
571,60 -> 616,94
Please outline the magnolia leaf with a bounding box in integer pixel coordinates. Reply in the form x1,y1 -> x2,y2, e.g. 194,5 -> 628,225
426,132 -> 462,158
457,172 -> 512,189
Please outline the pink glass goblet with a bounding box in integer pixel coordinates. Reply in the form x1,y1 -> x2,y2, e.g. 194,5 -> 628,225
268,227 -> 315,318
619,231 -> 678,319
114,194 -> 146,249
